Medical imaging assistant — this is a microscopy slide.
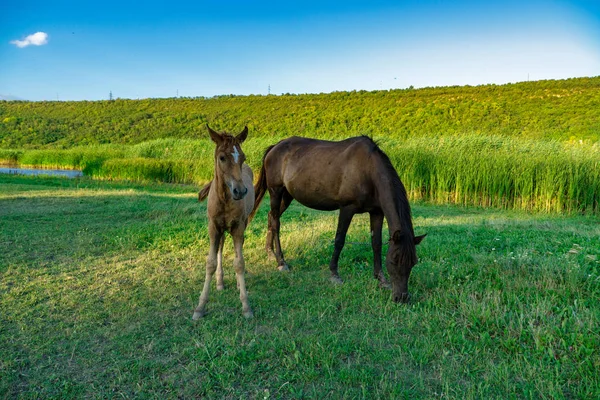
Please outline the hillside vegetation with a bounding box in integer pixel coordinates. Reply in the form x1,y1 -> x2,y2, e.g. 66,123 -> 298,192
1,77 -> 600,148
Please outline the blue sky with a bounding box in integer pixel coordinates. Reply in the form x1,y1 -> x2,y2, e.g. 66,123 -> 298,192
1,0 -> 599,101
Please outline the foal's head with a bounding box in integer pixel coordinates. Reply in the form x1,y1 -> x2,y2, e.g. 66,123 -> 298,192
207,124 -> 249,201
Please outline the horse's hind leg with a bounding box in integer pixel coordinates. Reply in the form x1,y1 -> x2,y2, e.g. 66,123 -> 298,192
268,187 -> 290,271
329,207 -> 355,284
232,227 -> 253,318
216,234 -> 225,290
370,210 -> 390,289
266,189 -> 293,260
193,225 -> 222,320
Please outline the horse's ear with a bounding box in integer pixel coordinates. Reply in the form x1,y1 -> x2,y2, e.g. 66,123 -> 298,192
391,230 -> 403,243
414,234 -> 427,245
207,124 -> 222,144
236,126 -> 248,143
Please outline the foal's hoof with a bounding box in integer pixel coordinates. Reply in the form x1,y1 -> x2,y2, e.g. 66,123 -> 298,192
217,284 -> 224,291
192,310 -> 206,320
329,275 -> 344,285
243,310 -> 254,319
278,263 -> 290,272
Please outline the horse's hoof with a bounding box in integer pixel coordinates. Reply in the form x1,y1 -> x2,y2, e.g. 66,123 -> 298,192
217,284 -> 224,291
330,275 -> 343,285
192,310 -> 206,320
243,310 -> 254,319
278,264 -> 290,272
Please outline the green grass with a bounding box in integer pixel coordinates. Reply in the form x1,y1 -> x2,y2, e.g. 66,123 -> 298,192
1,174 -> 599,398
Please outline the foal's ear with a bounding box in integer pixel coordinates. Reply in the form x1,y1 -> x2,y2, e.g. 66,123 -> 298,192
207,124 -> 222,145
414,234 -> 427,245
236,126 -> 248,143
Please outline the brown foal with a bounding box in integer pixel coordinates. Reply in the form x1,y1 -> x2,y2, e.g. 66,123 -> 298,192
193,125 -> 254,319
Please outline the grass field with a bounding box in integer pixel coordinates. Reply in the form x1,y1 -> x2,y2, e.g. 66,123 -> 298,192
1,174 -> 599,398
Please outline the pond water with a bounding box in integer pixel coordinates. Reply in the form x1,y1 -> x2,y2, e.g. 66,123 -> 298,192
0,166 -> 83,178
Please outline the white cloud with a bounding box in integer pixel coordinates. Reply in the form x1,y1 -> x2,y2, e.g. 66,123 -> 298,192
11,32 -> 49,48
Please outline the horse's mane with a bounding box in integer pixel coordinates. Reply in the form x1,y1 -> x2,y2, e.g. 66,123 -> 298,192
361,135 -> 415,236
361,136 -> 417,264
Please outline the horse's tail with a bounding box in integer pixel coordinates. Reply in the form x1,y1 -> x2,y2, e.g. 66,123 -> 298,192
248,144 -> 275,223
198,181 -> 212,202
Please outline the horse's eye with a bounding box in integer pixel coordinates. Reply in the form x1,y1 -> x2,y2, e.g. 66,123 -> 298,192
219,155 -> 226,162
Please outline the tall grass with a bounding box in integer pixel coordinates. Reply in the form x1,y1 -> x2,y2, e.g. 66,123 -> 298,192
384,136 -> 600,214
1,135 -> 599,213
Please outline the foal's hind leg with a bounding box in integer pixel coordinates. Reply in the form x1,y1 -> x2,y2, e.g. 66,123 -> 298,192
329,207 -> 355,284
193,224 -> 222,320
370,211 -> 390,289
268,187 -> 290,271
232,226 -> 253,318
216,234 -> 225,291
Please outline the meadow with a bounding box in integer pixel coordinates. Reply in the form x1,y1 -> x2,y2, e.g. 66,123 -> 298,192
1,174 -> 599,398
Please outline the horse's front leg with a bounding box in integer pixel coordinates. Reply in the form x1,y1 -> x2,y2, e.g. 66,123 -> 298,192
370,210 -> 390,289
231,225 -> 253,319
329,207 -> 355,284
193,224 -> 223,320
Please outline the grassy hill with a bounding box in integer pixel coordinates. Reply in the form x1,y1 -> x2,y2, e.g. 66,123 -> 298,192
1,76 -> 600,149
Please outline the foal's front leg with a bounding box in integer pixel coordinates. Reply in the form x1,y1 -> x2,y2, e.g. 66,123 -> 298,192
231,226 -> 253,318
193,225 -> 222,320
216,234 -> 225,290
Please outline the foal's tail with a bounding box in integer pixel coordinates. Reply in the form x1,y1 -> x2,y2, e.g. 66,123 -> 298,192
248,144 -> 275,223
198,181 -> 212,202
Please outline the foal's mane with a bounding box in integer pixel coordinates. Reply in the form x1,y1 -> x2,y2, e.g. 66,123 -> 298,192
215,132 -> 240,149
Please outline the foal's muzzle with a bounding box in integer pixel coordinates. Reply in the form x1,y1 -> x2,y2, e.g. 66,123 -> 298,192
231,186 -> 248,200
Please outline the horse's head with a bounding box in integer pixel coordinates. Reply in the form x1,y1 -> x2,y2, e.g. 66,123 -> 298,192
386,231 -> 426,303
207,124 -> 249,201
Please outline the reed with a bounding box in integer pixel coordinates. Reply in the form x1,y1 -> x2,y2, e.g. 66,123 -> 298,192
384,136 -> 600,213
1,135 -> 599,213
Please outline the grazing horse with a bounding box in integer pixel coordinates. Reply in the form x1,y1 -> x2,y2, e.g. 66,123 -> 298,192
193,125 -> 255,319
249,136 -> 426,303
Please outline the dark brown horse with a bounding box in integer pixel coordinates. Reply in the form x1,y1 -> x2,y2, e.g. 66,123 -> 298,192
193,125 -> 254,319
250,136 -> 425,303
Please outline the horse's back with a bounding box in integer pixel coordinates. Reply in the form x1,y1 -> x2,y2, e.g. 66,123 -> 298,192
265,136 -> 378,210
